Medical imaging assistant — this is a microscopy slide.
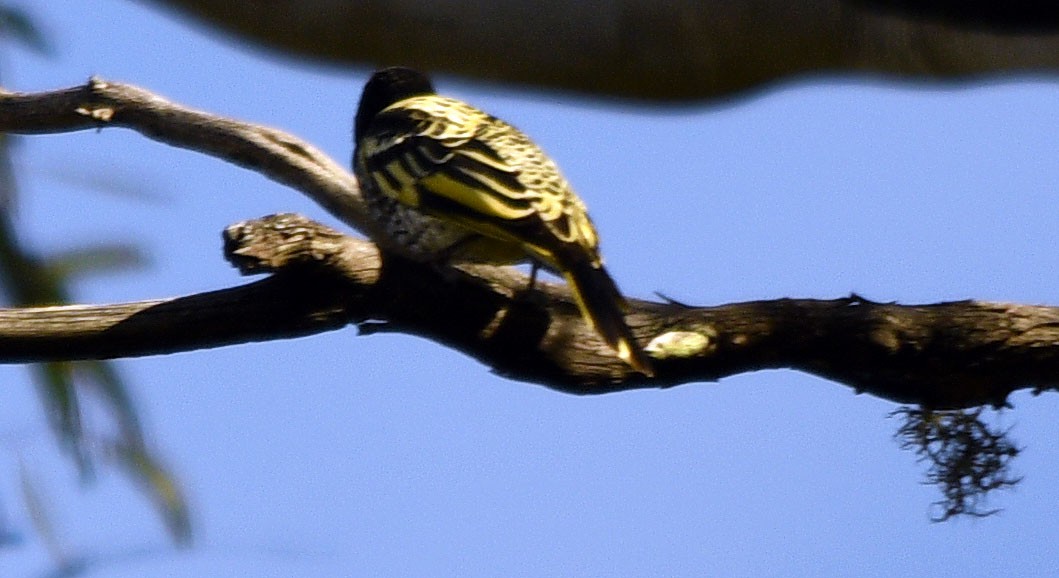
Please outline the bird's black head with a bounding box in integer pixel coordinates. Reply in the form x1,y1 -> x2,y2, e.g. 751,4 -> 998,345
354,67 -> 436,141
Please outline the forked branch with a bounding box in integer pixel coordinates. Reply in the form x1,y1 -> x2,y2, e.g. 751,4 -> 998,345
0,80 -> 1056,407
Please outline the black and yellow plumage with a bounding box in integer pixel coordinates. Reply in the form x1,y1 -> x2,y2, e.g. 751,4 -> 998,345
353,67 -> 653,376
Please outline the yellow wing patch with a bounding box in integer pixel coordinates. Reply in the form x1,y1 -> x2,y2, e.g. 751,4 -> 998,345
420,171 -> 535,220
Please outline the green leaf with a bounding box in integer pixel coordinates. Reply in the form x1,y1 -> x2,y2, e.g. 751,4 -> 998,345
79,360 -> 145,450
18,457 -> 69,566
107,441 -> 192,545
42,244 -> 149,281
34,362 -> 93,479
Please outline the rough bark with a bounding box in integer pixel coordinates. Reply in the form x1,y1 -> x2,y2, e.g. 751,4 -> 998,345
0,79 -> 1055,408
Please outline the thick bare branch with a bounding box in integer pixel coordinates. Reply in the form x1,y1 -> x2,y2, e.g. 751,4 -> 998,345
0,213 -> 1054,408
143,0 -> 1059,101
0,271 -> 357,362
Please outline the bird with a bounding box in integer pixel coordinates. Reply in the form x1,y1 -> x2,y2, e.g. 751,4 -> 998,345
352,66 -> 654,376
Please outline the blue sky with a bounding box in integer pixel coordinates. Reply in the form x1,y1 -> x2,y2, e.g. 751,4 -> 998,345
2,1 -> 1059,576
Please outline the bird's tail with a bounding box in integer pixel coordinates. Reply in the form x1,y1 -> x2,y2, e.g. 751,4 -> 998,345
561,259 -> 655,376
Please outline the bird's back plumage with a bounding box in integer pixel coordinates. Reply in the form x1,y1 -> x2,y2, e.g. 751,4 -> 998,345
354,67 -> 653,376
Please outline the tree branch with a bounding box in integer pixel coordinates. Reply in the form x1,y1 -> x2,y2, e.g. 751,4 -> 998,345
142,0 -> 1059,101
0,80 -> 1055,408
0,213 -> 1052,408
221,217 -> 1059,408
0,77 -> 373,235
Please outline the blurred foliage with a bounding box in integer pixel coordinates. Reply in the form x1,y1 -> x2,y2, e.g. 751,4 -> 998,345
109,440 -> 191,543
892,406 -> 1021,521
17,457 -> 70,568
0,2 -> 190,566
0,4 -> 52,56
